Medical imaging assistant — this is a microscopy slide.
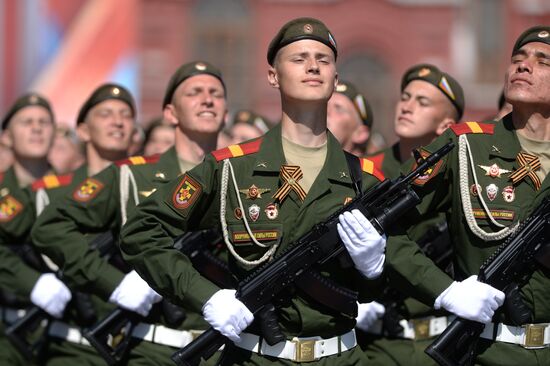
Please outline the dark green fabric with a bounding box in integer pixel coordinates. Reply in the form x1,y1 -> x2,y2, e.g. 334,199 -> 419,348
77,84 -> 135,124
2,93 -> 54,130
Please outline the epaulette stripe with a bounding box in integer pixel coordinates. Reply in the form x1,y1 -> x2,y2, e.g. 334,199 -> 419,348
228,144 -> 244,157
450,122 -> 495,136
240,139 -> 262,155
57,174 -> 74,186
44,175 -> 60,188
360,158 -> 385,182
369,153 -> 385,172
212,148 -> 232,161
129,156 -> 147,165
31,173 -> 74,191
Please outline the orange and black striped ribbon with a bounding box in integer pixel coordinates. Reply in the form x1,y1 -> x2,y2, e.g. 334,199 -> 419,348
272,165 -> 307,203
509,152 -> 541,190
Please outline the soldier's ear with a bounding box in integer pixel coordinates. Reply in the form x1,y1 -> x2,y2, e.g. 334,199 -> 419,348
76,122 -> 91,143
163,105 -> 179,127
352,125 -> 370,145
267,66 -> 279,89
0,130 -> 13,149
436,117 -> 456,136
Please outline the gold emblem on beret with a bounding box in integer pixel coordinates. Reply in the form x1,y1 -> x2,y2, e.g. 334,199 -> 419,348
418,68 -> 431,77
195,62 -> 207,71
336,83 -> 347,92
29,95 -> 39,104
112,87 -> 120,95
303,24 -> 313,34
538,30 -> 549,38
238,111 -> 251,122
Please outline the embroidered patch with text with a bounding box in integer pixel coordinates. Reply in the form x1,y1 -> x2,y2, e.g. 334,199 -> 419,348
472,208 -> 515,221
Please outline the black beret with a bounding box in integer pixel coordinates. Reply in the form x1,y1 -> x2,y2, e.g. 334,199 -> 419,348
2,93 -> 54,130
334,80 -> 374,128
77,83 -> 135,124
267,17 -> 337,66
513,26 -> 550,55
232,110 -> 270,133
162,61 -> 226,108
401,64 -> 465,120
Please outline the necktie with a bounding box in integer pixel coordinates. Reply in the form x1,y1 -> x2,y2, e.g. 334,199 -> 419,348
272,165 -> 307,203
509,152 -> 541,190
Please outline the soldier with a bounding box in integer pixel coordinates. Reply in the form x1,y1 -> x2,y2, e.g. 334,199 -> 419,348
358,64 -> 464,365
48,126 -> 85,174
31,61 -> 227,365
327,80 -> 373,157
386,25 -> 550,365
229,109 -> 270,144
143,117 -> 176,156
120,17 -> 386,365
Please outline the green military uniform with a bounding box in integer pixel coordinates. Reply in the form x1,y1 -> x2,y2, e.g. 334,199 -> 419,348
386,116 -> 550,365
365,144 -> 449,366
120,123 -> 385,365
32,147 -> 212,365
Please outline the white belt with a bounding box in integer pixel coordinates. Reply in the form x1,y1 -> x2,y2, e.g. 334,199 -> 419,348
480,322 -> 550,349
48,320 -> 91,346
234,329 -> 357,362
0,307 -> 26,325
368,315 -> 450,340
131,323 -> 203,349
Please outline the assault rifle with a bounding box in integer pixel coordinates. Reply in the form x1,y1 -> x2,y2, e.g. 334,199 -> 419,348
5,231 -> 114,361
83,228 -> 228,366
425,196 -> 550,366
171,141 -> 455,366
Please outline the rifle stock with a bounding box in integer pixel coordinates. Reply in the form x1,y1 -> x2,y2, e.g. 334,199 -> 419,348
171,142 -> 455,366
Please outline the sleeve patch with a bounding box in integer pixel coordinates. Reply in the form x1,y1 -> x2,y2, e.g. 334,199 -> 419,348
72,178 -> 104,202
0,195 -> 23,222
411,148 -> 445,186
172,175 -> 202,210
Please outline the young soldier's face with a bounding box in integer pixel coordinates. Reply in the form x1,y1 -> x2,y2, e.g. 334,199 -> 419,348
327,92 -> 361,145
80,99 -> 135,155
394,80 -> 455,140
5,105 -> 54,159
268,40 -> 338,103
505,42 -> 550,110
166,74 -> 227,135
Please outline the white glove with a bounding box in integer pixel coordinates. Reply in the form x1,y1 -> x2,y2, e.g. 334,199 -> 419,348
356,301 -> 385,333
203,289 -> 254,343
109,270 -> 162,317
337,209 -> 386,278
434,275 -> 505,324
30,273 -> 72,318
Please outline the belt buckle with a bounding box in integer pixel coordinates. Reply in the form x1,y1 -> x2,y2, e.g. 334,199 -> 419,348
292,338 -> 316,362
523,324 -> 547,349
411,319 -> 431,341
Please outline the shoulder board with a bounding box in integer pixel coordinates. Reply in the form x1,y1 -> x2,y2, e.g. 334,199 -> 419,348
450,122 -> 495,136
368,152 -> 385,172
115,154 -> 161,167
31,173 -> 74,191
212,138 -> 263,162
359,158 -> 385,181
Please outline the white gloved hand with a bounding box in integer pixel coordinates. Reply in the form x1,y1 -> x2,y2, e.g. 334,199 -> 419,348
30,273 -> 72,318
356,301 -> 385,333
337,209 -> 386,278
203,289 -> 254,343
434,275 -> 505,324
109,270 -> 162,317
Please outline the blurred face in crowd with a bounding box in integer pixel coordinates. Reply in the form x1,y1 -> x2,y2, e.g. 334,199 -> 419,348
78,99 -> 135,156
394,80 -> 456,141
4,105 -> 55,160
164,74 -> 227,135
327,92 -> 362,146
144,124 -> 175,156
505,42 -> 550,111
268,40 -> 338,104
48,128 -> 84,174
230,123 -> 263,145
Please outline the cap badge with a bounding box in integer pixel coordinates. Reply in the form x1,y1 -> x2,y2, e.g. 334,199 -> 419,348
336,83 -> 347,92
303,24 -> 313,34
195,62 -> 207,71
538,30 -> 549,38
238,111 -> 250,121
248,204 -> 260,222
418,68 -> 431,77
112,87 -> 120,95
486,183 -> 498,201
29,95 -> 39,104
